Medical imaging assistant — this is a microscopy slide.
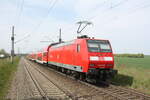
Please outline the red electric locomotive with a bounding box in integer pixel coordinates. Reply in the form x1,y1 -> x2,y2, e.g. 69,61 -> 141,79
47,36 -> 117,81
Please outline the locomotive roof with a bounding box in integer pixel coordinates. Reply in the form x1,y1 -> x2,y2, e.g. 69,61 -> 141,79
50,38 -> 109,49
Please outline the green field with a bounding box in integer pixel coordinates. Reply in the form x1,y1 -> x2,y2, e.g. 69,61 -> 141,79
112,55 -> 150,94
115,55 -> 150,69
0,57 -> 20,100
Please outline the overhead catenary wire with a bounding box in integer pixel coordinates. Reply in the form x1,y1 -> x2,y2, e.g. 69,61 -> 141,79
15,34 -> 30,44
62,0 -> 129,34
30,0 -> 59,34
11,0 -> 59,54
15,0 -> 25,28
126,1 -> 150,14
92,0 -> 150,26
62,0 -> 111,33
46,0 -> 127,35
14,0 -> 20,25
89,0 -> 150,23
40,35 -> 55,43
78,0 -> 111,20
88,0 -> 129,21
62,0 -> 150,39
22,0 -> 59,47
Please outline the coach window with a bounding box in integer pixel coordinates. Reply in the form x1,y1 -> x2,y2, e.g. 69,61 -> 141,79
43,52 -> 47,56
77,44 -> 80,52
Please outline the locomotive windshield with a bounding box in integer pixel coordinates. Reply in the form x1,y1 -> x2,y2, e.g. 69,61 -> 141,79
87,40 -> 112,52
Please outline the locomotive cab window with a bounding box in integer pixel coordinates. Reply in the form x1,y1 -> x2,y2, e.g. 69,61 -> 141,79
88,43 -> 99,52
87,40 -> 112,52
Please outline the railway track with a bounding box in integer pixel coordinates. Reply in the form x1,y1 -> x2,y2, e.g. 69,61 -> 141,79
107,84 -> 150,100
79,81 -> 150,100
23,58 -> 73,100
27,59 -> 150,100
47,65 -> 150,100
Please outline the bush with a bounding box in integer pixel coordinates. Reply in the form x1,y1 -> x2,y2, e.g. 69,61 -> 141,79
115,53 -> 144,58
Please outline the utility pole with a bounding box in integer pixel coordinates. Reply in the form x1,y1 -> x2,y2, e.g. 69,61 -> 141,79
59,28 -> 62,43
11,26 -> 15,63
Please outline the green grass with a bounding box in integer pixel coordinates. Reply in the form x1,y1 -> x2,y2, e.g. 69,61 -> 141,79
112,55 -> 150,95
0,57 -> 20,100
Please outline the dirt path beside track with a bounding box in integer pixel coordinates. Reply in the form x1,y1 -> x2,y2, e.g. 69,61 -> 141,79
7,58 -> 33,100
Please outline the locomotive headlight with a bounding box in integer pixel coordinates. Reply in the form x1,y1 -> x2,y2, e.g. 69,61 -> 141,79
104,57 -> 113,61
90,56 -> 99,61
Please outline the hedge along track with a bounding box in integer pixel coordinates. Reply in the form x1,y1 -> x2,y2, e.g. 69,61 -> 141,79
23,58 -> 73,100
27,59 -> 150,100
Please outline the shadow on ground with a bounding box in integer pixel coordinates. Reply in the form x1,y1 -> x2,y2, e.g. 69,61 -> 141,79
111,74 -> 133,86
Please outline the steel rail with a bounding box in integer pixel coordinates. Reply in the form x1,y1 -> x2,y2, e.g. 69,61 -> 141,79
25,59 -> 74,100
23,59 -> 50,100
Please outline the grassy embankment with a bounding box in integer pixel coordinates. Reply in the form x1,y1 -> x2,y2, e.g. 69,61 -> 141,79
112,55 -> 150,94
0,57 -> 20,100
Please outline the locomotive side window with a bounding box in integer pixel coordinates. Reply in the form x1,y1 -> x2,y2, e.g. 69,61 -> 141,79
87,40 -> 112,52
77,44 -> 80,52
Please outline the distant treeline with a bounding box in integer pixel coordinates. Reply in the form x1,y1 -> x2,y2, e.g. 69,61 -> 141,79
115,53 -> 144,58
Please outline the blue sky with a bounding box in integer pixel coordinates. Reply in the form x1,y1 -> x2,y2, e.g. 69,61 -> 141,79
0,0 -> 150,54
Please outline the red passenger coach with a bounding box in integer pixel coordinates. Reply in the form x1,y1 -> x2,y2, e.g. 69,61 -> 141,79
47,37 -> 117,81
28,53 -> 37,61
36,52 -> 43,64
42,47 -> 49,64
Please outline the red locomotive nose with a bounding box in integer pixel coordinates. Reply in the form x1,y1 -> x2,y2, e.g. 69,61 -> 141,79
89,55 -> 114,68
87,39 -> 114,69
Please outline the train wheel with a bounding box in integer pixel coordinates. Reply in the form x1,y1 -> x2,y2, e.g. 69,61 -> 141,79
61,68 -> 67,73
57,66 -> 61,72
66,69 -> 71,75
79,73 -> 86,81
73,72 -> 80,79
46,62 -> 48,66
